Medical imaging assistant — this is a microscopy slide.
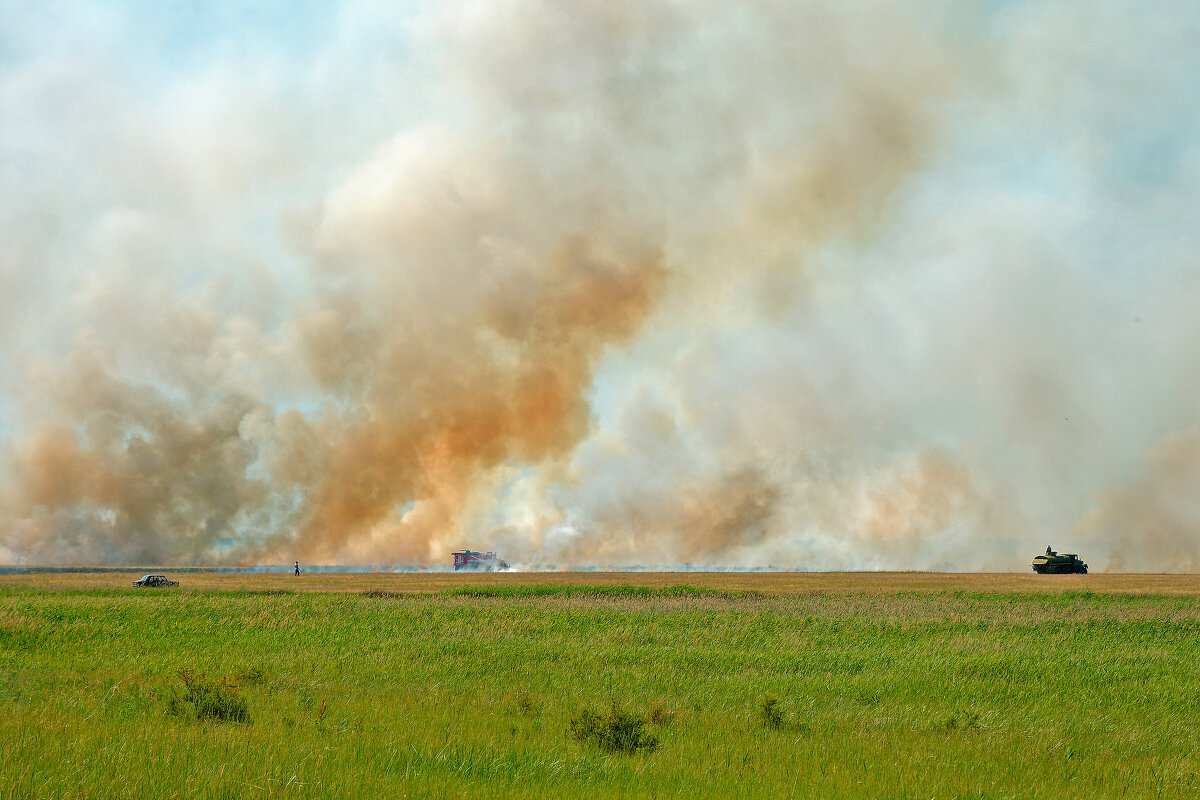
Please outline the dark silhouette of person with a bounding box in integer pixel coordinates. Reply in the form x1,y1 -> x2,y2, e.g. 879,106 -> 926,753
294,561 -> 300,576
1046,545 -> 1053,556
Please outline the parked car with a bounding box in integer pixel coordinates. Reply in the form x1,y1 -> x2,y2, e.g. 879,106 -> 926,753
132,574 -> 179,588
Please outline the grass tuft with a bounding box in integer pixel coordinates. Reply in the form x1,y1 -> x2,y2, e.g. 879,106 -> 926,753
236,665 -> 267,686
943,710 -> 982,732
647,700 -> 675,726
515,691 -> 538,716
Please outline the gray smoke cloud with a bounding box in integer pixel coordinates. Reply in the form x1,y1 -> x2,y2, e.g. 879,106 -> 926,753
2,0 -> 1199,570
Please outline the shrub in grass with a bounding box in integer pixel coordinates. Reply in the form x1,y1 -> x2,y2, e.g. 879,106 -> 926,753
569,703 -> 659,754
761,694 -> 786,730
760,694 -> 809,733
169,669 -> 249,723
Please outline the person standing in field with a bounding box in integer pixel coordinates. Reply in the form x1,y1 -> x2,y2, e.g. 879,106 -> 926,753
294,561 -> 300,576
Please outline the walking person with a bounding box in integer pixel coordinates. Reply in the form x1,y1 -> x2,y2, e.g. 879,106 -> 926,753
294,561 -> 301,577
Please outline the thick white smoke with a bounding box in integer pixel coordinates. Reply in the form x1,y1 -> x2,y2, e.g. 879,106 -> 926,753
2,0 -> 1200,570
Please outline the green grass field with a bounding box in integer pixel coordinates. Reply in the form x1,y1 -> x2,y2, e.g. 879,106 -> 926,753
3,574 -> 1200,798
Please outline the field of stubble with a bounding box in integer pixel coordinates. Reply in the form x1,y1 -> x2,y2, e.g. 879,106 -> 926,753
2,571 -> 1199,799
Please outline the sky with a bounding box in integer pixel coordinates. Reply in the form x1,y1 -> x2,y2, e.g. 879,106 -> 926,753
2,0 -> 1200,570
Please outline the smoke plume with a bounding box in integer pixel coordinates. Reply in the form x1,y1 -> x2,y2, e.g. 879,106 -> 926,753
3,0 -> 1200,569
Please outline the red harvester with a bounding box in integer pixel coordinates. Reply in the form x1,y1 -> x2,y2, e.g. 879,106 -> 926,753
452,550 -> 510,571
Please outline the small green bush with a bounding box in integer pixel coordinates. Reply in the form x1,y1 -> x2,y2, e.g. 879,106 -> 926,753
760,694 -> 786,730
170,670 -> 249,723
569,703 -> 659,754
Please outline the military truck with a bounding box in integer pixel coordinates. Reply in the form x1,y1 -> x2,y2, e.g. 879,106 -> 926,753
1032,546 -> 1087,574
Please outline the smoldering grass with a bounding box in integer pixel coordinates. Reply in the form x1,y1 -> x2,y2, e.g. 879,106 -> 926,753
444,584 -> 762,600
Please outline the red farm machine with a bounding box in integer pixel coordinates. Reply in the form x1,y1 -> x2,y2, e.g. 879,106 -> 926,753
452,550 -> 510,571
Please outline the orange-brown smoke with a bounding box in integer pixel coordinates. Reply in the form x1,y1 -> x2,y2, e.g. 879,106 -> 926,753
271,239 -> 666,563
